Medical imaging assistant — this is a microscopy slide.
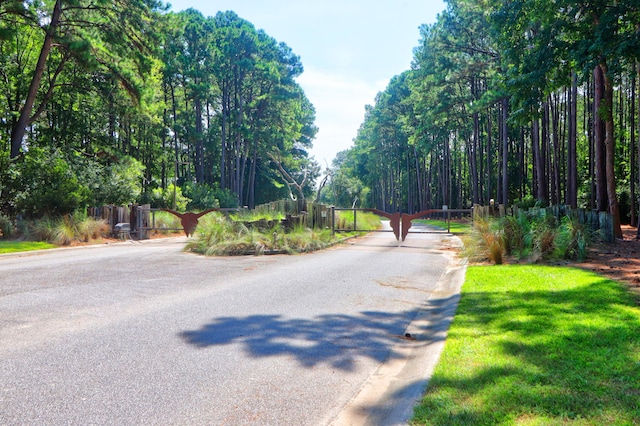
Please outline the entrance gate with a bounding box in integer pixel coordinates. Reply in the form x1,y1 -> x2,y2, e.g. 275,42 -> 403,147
333,208 -> 472,241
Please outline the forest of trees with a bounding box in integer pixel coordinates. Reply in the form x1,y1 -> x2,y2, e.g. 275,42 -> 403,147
4,0 -> 640,241
329,0 -> 640,238
0,1 -> 319,218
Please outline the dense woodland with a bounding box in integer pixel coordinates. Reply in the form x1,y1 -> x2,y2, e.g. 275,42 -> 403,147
0,0 -> 318,218
2,1 -> 640,240
330,0 -> 640,238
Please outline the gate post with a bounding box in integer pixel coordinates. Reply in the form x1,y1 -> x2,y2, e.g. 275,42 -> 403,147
331,206 -> 335,235
353,208 -> 357,231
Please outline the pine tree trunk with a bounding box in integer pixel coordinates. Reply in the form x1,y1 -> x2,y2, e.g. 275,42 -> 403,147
600,62 -> 623,238
10,0 -> 62,158
567,72 -> 578,208
594,65 -> 608,212
501,98 -> 509,206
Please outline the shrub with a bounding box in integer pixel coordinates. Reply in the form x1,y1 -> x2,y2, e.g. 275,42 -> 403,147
75,214 -> 109,242
183,182 -> 221,210
530,214 -> 559,261
12,148 -> 90,217
150,184 -> 189,211
214,187 -> 239,209
52,216 -> 76,246
502,214 -> 528,257
554,215 -> 591,261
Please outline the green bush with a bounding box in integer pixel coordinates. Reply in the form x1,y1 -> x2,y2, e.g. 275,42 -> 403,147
214,187 -> 239,209
72,154 -> 144,206
150,184 -> 189,211
11,148 -> 90,217
183,182 -> 221,210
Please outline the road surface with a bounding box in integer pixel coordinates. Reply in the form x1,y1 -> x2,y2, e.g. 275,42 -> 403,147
0,229 -> 465,425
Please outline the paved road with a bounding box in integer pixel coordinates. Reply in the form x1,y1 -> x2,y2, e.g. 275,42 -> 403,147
0,229 -> 465,425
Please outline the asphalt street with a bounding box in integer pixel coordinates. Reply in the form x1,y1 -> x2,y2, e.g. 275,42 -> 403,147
0,228 -> 465,425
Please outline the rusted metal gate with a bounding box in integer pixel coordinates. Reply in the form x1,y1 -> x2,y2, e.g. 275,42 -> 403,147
333,208 -> 472,241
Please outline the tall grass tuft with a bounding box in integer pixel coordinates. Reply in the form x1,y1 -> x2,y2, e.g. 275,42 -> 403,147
464,217 -> 505,264
31,213 -> 108,245
502,213 -> 529,257
75,212 -> 108,242
554,215 -> 591,261
52,216 -> 76,245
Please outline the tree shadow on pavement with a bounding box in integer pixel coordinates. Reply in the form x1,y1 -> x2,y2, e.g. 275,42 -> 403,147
178,294 -> 459,372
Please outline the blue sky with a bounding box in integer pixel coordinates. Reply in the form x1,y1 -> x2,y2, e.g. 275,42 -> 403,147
167,0 -> 446,168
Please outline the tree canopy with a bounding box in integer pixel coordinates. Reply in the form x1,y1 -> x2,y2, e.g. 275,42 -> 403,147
327,0 -> 640,238
0,3 -> 318,216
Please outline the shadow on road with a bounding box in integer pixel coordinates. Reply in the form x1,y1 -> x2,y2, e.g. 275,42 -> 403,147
178,294 -> 459,372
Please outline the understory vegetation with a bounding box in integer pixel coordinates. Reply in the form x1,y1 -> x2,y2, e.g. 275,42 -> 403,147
0,212 -> 109,246
464,211 -> 594,265
411,265 -> 640,425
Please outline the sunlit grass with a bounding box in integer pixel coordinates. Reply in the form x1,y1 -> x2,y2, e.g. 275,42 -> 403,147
415,218 -> 472,233
0,241 -> 56,253
335,210 -> 381,231
411,265 -> 640,425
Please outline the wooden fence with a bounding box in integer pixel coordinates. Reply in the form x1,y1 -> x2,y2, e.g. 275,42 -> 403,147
87,204 -> 151,239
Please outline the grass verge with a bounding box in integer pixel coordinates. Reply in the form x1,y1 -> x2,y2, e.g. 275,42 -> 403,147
0,241 -> 56,253
415,219 -> 471,234
411,265 -> 640,425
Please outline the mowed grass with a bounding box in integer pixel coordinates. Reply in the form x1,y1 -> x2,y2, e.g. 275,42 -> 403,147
416,218 -> 471,234
0,241 -> 56,253
411,265 -> 640,425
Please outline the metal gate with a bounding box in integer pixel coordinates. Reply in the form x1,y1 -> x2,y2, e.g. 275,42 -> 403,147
332,208 -> 472,241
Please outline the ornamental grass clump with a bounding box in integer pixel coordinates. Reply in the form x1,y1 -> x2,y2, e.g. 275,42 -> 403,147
463,217 -> 505,264
187,212 -> 340,255
464,210 -> 597,265
32,213 -> 108,245
554,215 -> 592,261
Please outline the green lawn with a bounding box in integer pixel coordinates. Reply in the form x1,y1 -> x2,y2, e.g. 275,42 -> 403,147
0,241 -> 56,254
416,218 -> 471,234
411,265 -> 640,425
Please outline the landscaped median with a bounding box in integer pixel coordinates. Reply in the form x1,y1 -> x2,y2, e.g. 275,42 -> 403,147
185,210 -> 381,255
410,265 -> 640,425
